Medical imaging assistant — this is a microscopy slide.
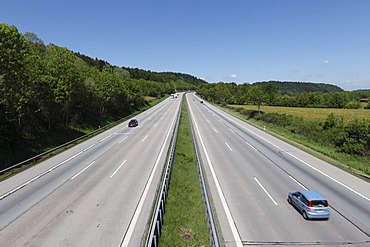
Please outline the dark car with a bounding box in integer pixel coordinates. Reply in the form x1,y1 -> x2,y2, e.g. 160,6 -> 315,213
288,190 -> 330,220
128,119 -> 138,127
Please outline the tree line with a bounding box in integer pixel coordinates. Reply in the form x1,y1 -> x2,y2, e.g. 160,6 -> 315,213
0,23 -> 205,167
73,52 -> 206,89
198,82 -> 370,161
196,82 -> 370,109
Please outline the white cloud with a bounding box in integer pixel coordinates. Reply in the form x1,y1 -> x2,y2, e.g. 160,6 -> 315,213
323,60 -> 330,64
221,74 -> 238,82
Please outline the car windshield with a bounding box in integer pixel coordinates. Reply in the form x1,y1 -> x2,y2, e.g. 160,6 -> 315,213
311,200 -> 327,207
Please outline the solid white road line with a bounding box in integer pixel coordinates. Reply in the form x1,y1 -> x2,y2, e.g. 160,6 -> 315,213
120,101 -> 178,247
188,98 -> 243,247
209,105 -> 370,203
213,128 -> 218,133
111,160 -> 127,178
0,150 -> 83,200
254,177 -> 278,206
0,125 -> 126,200
71,161 -> 96,180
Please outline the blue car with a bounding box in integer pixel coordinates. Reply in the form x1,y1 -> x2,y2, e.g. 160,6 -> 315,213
288,190 -> 330,220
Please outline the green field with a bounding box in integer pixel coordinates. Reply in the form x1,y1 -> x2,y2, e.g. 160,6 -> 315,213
231,105 -> 370,123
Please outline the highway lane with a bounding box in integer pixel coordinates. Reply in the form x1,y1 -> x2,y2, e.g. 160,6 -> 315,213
187,93 -> 370,247
0,94 -> 182,247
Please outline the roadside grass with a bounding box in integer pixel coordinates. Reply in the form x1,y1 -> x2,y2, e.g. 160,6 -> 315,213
222,106 -> 370,180
159,97 -> 209,247
232,105 -> 370,123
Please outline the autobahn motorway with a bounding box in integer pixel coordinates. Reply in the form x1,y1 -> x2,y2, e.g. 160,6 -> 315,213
1,92 -> 370,247
0,94 -> 182,247
186,93 -> 370,247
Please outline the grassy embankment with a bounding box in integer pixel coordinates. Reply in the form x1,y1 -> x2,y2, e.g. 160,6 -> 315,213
0,95 -> 166,180
159,97 -> 209,246
225,104 -> 370,179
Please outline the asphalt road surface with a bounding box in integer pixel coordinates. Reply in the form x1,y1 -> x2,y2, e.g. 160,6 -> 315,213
187,93 -> 370,247
0,94 -> 182,247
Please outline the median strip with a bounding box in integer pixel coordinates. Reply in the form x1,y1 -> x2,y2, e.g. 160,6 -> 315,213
158,97 -> 210,247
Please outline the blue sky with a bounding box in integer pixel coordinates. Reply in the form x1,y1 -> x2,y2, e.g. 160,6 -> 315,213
1,0 -> 370,91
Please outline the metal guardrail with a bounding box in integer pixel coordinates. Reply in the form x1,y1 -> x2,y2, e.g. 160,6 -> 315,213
188,100 -> 221,247
0,116 -> 129,175
145,95 -> 220,247
145,102 -> 181,247
1,97 -> 173,175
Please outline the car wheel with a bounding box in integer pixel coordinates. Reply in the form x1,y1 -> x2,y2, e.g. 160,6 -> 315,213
287,197 -> 292,204
302,211 -> 308,220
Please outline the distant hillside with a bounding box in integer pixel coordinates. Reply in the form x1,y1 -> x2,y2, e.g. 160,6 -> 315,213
122,67 -> 207,86
253,81 -> 344,95
73,52 -> 207,87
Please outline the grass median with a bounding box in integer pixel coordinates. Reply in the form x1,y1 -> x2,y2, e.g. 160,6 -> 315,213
159,97 -> 209,247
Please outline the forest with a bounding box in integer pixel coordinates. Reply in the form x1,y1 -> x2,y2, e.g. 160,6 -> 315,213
0,23 -> 203,168
1,22 -> 370,171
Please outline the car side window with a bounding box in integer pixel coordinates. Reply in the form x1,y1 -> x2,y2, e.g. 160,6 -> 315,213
300,195 -> 308,205
293,192 -> 300,198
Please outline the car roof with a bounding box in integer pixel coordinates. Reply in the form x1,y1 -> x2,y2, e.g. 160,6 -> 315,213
298,190 -> 327,200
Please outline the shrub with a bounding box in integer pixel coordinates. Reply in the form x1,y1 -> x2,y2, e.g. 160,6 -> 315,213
242,110 -> 261,119
295,120 -> 322,139
234,107 -> 244,112
340,119 -> 370,156
258,113 -> 295,128
344,101 -> 361,109
322,127 -> 346,147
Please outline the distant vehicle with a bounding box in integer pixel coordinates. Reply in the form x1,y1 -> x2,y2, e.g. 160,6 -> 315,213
288,190 -> 330,220
200,100 -> 203,103
128,119 -> 138,127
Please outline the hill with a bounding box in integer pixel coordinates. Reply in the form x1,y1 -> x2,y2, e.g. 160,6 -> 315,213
73,52 -> 207,88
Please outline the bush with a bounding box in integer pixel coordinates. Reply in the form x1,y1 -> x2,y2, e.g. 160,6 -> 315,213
233,108 -> 370,158
296,120 -> 322,139
234,107 -> 244,112
241,109 -> 261,119
344,101 -> 361,109
341,138 -> 367,156
340,119 -> 370,156
322,127 -> 347,147
257,113 -> 295,128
